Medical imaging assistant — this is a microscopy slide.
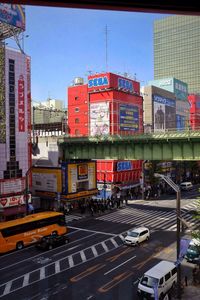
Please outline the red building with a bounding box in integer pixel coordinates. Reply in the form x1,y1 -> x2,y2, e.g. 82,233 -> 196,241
188,94 -> 200,130
67,72 -> 143,198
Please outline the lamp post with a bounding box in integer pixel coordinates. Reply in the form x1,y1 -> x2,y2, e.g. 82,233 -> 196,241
154,173 -> 181,299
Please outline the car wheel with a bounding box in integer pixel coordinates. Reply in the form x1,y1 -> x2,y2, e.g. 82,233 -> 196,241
146,236 -> 149,241
48,244 -> 53,250
16,241 -> 24,250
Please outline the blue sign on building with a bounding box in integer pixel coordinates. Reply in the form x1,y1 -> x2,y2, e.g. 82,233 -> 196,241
118,78 -> 133,93
117,161 -> 132,171
119,104 -> 139,131
88,76 -> 109,88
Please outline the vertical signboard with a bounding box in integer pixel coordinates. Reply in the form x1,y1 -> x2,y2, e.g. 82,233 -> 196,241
0,44 -> 6,144
153,94 -> 176,131
18,75 -> 25,132
0,4 -> 25,30
119,104 -> 139,131
90,102 -> 110,136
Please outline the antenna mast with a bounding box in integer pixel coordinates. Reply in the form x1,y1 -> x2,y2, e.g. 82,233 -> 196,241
105,25 -> 108,71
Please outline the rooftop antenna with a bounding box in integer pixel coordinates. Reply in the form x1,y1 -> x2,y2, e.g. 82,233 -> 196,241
105,25 -> 109,72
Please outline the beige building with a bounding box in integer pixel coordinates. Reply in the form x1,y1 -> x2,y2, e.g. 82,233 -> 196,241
154,15 -> 200,93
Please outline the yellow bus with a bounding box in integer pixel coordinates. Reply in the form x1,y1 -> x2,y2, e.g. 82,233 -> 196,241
0,211 -> 67,254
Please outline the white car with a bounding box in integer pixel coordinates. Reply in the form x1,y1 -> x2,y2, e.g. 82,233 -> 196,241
124,226 -> 150,246
180,182 -> 193,191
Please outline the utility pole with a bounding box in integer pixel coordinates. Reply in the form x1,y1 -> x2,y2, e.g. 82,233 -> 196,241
154,173 -> 182,299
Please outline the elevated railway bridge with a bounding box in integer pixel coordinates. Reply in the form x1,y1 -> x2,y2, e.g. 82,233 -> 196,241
58,129 -> 200,161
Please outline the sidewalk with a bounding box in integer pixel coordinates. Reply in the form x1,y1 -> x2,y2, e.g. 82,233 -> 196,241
181,285 -> 200,299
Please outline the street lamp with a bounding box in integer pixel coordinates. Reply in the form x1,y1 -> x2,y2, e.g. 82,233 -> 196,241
154,173 -> 181,299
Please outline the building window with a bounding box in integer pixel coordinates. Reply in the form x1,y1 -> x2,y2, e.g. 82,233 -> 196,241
75,129 -> 80,136
75,118 -> 79,124
75,107 -> 79,112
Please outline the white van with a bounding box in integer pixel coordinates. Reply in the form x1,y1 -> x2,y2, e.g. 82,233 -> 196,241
180,182 -> 193,191
137,260 -> 177,299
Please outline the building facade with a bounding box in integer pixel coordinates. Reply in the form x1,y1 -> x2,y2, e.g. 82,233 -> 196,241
188,94 -> 200,130
68,72 -> 143,198
0,47 -> 31,220
148,78 -> 190,130
154,15 -> 200,94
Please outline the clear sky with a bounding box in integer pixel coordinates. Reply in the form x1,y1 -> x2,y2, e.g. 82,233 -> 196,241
12,6 -> 172,106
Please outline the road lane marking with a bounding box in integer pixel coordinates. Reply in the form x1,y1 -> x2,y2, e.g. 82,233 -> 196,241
110,238 -> 118,248
70,263 -> 106,282
80,250 -> 87,262
3,281 -> 12,296
106,247 -> 133,262
91,246 -> 98,257
52,244 -> 82,257
69,226 -> 116,236
23,273 -> 30,286
68,255 -> 74,268
101,241 -> 109,252
55,261 -> 60,274
104,255 -> 136,275
98,271 -> 133,293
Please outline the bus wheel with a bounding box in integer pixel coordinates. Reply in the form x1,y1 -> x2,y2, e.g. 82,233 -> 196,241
52,231 -> 58,235
16,242 -> 24,250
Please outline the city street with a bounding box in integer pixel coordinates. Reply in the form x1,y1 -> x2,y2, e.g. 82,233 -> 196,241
0,191 -> 199,300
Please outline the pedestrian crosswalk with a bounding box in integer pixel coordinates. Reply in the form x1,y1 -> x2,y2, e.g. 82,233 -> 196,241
64,214 -> 84,223
0,234 -> 124,298
95,201 -> 199,231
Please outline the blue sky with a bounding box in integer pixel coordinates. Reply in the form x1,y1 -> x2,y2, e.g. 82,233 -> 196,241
13,6 -> 171,106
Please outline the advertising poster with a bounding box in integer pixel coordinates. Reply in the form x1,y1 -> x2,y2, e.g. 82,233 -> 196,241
32,168 -> 62,193
0,4 -> 25,30
119,104 -> 139,131
154,102 -> 165,130
153,94 -> 176,131
90,102 -> 110,136
176,115 -> 186,130
67,162 -> 96,194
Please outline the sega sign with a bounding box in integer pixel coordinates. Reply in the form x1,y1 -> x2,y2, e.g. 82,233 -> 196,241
118,78 -> 133,93
88,76 -> 109,88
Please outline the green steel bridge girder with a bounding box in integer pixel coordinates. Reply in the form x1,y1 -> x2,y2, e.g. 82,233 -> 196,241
59,132 -> 200,161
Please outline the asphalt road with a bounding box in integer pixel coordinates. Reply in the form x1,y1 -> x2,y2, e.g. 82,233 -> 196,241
0,189 -> 199,300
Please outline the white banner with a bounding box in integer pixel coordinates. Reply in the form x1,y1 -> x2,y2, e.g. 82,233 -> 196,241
0,194 -> 31,208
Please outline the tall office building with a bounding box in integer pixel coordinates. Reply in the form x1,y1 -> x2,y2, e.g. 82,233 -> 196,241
154,15 -> 200,93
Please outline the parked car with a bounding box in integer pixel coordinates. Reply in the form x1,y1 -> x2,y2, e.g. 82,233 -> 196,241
185,239 -> 200,263
124,226 -> 150,246
137,260 -> 177,299
35,234 -> 69,250
180,182 -> 193,191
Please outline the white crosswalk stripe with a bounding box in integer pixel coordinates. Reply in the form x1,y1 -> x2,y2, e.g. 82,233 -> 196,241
64,214 -> 84,223
95,202 -> 200,231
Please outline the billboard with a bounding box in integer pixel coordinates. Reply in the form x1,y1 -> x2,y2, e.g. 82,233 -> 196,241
153,94 -> 176,131
32,168 -> 62,193
0,194 -> 31,208
0,177 -> 25,196
119,104 -> 139,131
66,162 -> 96,194
149,78 -> 188,101
176,115 -> 186,130
90,102 -> 110,136
0,4 -> 25,30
